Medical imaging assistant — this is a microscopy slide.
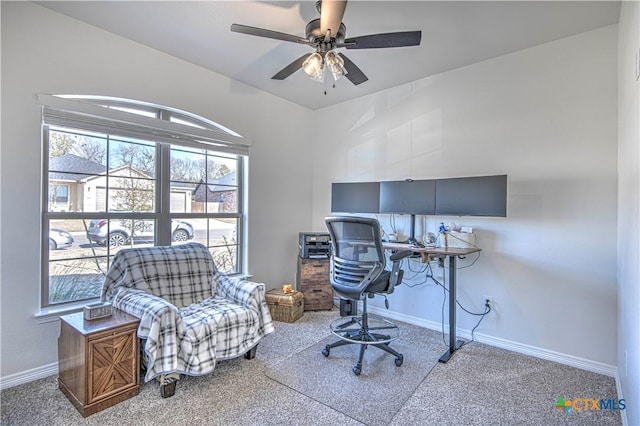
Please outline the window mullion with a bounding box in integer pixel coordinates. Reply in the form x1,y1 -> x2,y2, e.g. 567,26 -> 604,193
157,144 -> 171,246
157,110 -> 172,246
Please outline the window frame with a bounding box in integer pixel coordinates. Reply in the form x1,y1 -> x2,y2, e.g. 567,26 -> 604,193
40,96 -> 249,309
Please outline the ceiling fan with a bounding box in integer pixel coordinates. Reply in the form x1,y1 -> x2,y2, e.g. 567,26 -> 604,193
230,0 -> 421,86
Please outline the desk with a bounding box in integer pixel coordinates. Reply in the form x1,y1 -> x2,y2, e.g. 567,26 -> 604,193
383,242 -> 482,363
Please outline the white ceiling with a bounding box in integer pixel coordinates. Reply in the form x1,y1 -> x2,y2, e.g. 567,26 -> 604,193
37,1 -> 620,110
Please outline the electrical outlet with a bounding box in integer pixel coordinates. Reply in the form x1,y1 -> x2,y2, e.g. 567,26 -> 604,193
484,295 -> 494,310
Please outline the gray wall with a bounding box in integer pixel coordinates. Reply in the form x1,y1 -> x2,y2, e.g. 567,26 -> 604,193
617,2 -> 640,424
311,25 -> 619,367
0,2 -> 313,378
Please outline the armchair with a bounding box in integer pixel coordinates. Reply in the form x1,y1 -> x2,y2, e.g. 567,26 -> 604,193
101,242 -> 274,397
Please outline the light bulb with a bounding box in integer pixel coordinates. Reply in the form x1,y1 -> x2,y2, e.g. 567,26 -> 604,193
325,50 -> 345,81
302,53 -> 325,82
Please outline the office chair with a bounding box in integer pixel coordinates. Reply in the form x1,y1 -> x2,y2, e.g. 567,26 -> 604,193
322,216 -> 412,375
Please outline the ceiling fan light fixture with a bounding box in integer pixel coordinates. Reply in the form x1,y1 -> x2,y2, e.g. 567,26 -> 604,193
325,50 -> 346,81
302,52 -> 325,82
231,1 -> 421,88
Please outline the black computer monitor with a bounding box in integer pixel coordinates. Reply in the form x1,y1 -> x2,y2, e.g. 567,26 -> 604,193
379,179 -> 436,215
435,175 -> 507,217
331,182 -> 380,213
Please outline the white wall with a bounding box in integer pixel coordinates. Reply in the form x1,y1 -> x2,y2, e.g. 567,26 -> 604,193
617,2 -> 640,424
311,26 -> 619,366
0,2 -> 313,378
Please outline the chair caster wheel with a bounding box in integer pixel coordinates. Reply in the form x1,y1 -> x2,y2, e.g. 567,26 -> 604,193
395,356 -> 404,367
322,346 -> 330,357
352,365 -> 361,376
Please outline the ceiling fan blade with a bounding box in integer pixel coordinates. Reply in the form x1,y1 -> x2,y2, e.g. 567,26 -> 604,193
338,53 -> 368,86
341,31 -> 422,49
320,0 -> 347,38
230,24 -> 310,45
272,54 -> 311,80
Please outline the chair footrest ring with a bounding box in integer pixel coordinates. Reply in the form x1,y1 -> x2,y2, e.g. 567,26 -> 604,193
329,316 -> 401,345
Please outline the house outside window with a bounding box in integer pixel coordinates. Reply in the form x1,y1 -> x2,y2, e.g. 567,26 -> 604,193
48,184 -> 70,211
41,95 -> 250,308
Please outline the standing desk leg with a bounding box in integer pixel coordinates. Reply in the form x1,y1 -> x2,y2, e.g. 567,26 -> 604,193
439,255 -> 464,363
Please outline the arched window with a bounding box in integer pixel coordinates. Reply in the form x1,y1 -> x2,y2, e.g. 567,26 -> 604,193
40,95 -> 249,308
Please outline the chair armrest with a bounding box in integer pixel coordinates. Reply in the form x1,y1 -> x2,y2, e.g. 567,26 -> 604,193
390,250 -> 413,262
111,288 -> 182,382
214,272 -> 262,311
214,272 -> 275,336
389,250 -> 412,288
111,288 -> 179,325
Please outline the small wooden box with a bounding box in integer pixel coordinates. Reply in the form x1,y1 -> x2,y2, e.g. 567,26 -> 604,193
265,289 -> 304,323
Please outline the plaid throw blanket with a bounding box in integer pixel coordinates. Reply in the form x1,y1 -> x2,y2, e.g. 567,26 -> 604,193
101,243 -> 274,382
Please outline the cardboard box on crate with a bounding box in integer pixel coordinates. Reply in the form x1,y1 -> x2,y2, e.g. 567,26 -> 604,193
446,231 -> 477,248
265,289 -> 304,323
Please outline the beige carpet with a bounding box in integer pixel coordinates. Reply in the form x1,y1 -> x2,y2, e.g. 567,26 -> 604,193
1,310 -> 623,425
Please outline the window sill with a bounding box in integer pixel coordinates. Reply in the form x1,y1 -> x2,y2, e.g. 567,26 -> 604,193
35,275 -> 251,324
234,273 -> 253,280
34,300 -> 96,324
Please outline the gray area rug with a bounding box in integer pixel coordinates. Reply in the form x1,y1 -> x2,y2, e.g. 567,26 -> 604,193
265,317 -> 442,426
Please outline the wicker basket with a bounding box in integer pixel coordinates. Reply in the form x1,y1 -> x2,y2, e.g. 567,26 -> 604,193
265,289 -> 304,323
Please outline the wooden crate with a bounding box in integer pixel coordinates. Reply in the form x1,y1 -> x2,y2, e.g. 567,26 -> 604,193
297,257 -> 334,310
265,289 -> 304,323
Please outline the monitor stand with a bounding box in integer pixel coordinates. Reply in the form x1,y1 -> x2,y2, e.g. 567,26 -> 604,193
405,214 -> 422,246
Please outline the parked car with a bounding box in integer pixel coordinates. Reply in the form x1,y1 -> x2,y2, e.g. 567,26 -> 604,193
49,228 -> 74,250
87,219 -> 194,247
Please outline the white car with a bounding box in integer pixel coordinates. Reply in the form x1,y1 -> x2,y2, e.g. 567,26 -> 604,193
49,228 -> 74,250
87,219 -> 194,247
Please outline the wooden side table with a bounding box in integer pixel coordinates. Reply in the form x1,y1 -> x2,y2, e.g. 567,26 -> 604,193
58,309 -> 140,417
297,256 -> 334,310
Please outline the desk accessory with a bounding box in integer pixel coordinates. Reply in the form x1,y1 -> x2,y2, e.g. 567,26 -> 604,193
83,302 -> 112,321
282,284 -> 294,294
423,232 -> 437,246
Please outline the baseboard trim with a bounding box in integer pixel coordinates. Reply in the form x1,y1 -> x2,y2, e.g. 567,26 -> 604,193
0,362 -> 58,391
368,305 -> 618,378
614,370 -> 629,426
2,307 -> 620,393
